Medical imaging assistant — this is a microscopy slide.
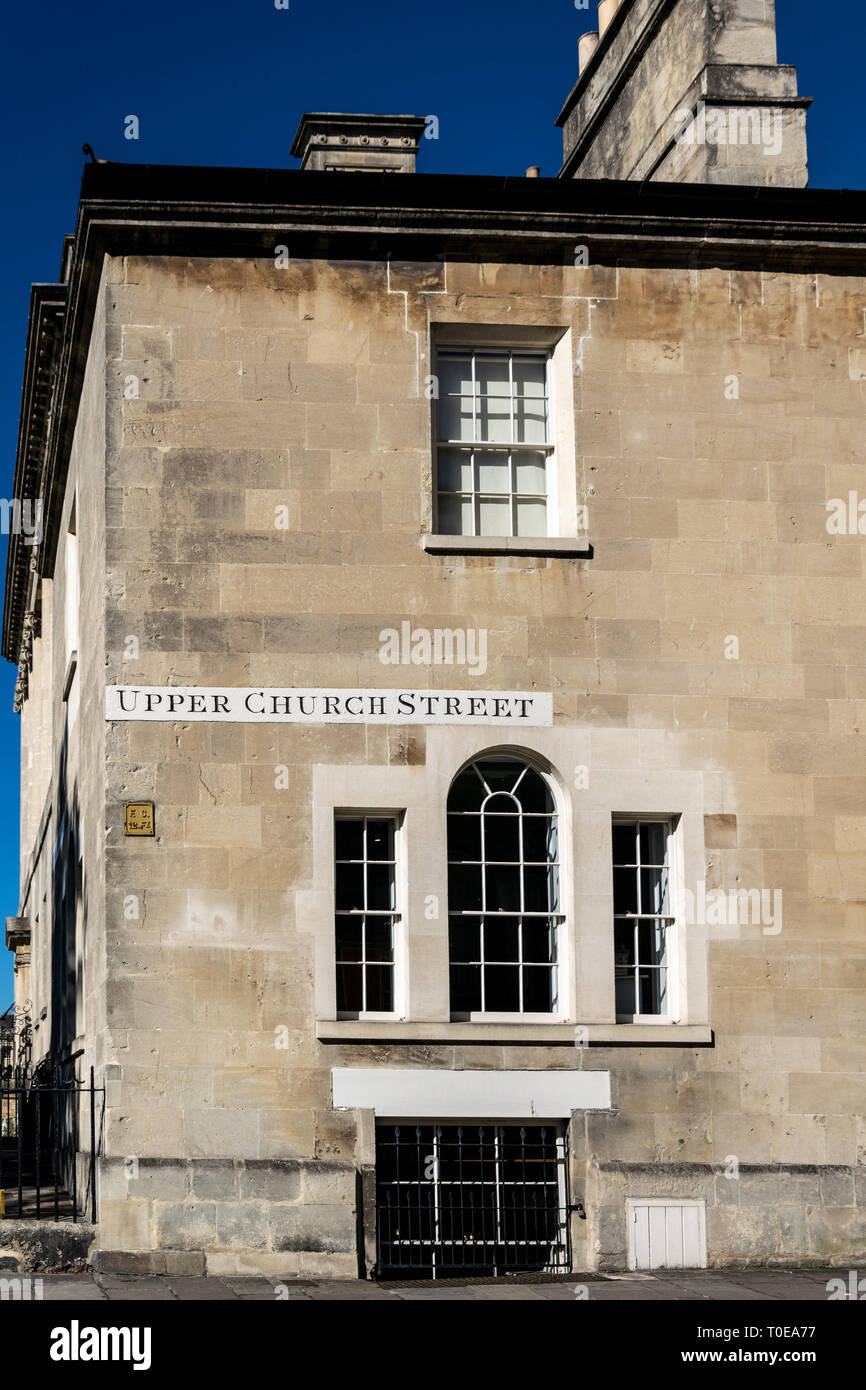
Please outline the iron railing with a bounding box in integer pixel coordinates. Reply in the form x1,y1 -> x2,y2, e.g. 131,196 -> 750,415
374,1122 -> 571,1279
0,1062 -> 103,1222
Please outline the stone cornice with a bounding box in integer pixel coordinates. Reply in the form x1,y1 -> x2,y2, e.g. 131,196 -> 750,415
2,286 -> 65,679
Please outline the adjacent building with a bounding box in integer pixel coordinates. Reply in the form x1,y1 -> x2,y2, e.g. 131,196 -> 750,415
4,0 -> 866,1277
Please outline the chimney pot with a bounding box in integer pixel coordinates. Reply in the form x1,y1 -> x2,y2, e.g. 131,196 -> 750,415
578,30 -> 600,73
525,165 -> 540,178
598,0 -> 621,38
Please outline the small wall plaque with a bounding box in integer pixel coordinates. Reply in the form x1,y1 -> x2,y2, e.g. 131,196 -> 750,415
124,802 -> 154,837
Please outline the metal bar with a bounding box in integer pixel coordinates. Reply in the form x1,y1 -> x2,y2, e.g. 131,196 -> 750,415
53,1086 -> 59,1221
90,1067 -> 97,1223
16,1081 -> 23,1220
35,1083 -> 41,1219
71,1080 -> 78,1222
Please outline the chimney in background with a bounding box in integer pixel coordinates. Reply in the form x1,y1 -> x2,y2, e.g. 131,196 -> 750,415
291,113 -> 429,172
557,0 -> 811,188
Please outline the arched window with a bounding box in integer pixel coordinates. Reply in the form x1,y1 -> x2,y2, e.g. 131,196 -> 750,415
447,756 -> 560,1016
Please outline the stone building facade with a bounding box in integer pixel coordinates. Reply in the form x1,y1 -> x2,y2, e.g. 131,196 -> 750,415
3,0 -> 866,1276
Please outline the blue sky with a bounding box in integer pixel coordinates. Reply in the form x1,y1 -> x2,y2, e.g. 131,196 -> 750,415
0,0 -> 863,1003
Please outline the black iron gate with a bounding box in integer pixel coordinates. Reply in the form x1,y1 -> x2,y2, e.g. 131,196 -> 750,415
0,1063 -> 103,1222
374,1122 -> 571,1279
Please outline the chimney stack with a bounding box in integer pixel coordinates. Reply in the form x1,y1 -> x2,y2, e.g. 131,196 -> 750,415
558,0 -> 810,188
291,113 -> 429,173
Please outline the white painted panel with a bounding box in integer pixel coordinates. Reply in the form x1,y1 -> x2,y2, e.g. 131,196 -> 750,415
331,1067 -> 611,1117
105,687 -> 553,726
631,1204 -> 650,1271
682,1204 -> 702,1267
648,1204 -> 668,1267
666,1204 -> 685,1267
628,1199 -> 707,1270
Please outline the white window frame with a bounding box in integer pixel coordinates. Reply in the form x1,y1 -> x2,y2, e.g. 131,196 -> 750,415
612,816 -> 680,1025
433,347 -> 556,539
334,812 -> 404,1021
447,757 -> 564,1022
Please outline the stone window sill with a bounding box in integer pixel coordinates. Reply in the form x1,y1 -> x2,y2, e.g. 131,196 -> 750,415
317,1021 -> 713,1046
422,534 -> 590,558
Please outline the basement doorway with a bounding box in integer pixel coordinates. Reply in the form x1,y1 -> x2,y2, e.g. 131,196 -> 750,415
374,1121 -> 571,1280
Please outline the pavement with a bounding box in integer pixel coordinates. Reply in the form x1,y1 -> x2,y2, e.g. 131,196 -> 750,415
13,1268 -> 845,1300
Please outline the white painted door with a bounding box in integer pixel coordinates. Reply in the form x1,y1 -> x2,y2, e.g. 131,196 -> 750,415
628,1199 -> 706,1270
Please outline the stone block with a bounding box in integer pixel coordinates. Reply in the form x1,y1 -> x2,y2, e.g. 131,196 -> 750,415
268,1204 -> 355,1254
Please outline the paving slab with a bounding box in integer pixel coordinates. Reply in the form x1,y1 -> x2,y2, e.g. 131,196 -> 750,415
95,1274 -> 178,1301
223,1278 -> 289,1301
304,1282 -> 399,1300
165,1278 -> 239,1300
39,1277 -> 107,1301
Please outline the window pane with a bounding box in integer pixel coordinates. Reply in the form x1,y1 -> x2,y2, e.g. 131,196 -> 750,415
447,812 -> 481,862
477,397 -> 511,443
438,355 -> 473,398
438,392 -> 475,442
437,449 -> 473,492
613,866 -> 638,916
479,496 -> 510,536
640,865 -> 669,915
639,967 -> 667,1015
514,497 -> 548,537
523,864 -> 554,912
335,863 -> 364,910
485,864 -> 520,911
448,863 -> 483,911
640,822 -> 668,865
366,862 -> 394,911
638,919 -> 667,967
614,920 -> 636,966
337,963 -> 363,1013
512,358 -> 547,398
513,769 -> 554,814
476,760 -> 522,795
475,355 -> 510,395
546,818 -> 559,864
477,455 -> 510,493
366,820 -> 394,861
366,964 -> 393,1012
522,815 -> 552,862
335,918 -> 362,962
449,917 -> 480,963
513,451 -> 548,494
514,399 -> 548,444
366,915 -> 394,962
615,970 -> 636,1015
335,819 -> 363,860
483,810 -> 519,862
437,492 -> 473,536
523,918 -> 556,963
448,766 -> 486,812
522,966 -> 554,1013
484,965 -> 520,1012
483,916 -> 519,963
612,822 -> 637,865
450,963 -> 481,1015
